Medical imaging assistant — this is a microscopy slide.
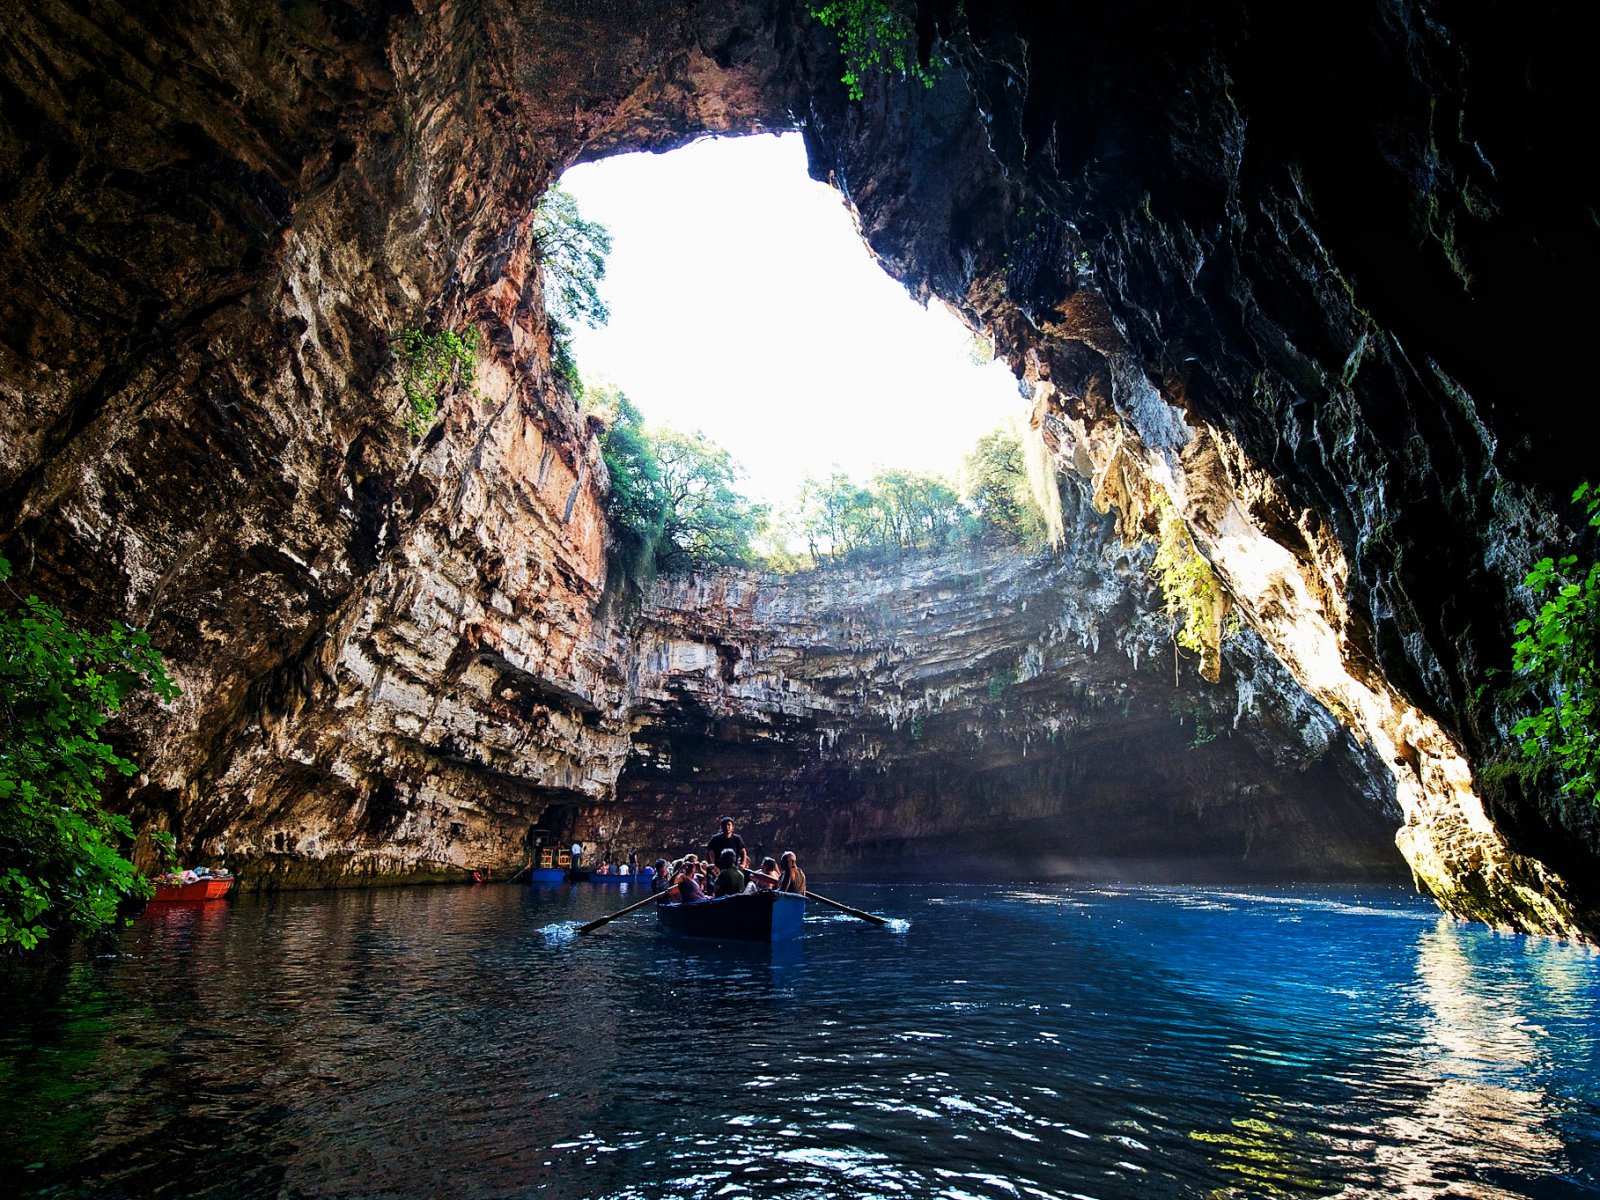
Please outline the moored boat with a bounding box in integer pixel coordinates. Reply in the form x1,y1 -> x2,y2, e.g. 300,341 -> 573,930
571,869 -> 643,885
657,890 -> 805,942
527,847 -> 571,885
149,872 -> 234,903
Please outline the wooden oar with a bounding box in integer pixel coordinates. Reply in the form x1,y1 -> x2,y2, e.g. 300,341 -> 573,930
576,889 -> 666,934
803,889 -> 891,927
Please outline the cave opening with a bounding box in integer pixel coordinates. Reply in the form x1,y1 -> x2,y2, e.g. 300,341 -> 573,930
513,139 -> 1409,889
554,131 -> 1024,529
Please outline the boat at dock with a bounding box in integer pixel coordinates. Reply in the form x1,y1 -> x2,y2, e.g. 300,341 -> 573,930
569,867 -> 649,885
527,847 -> 571,885
149,871 -> 234,903
657,890 -> 805,942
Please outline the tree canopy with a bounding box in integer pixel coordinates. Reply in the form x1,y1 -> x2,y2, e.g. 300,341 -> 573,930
587,385 -> 766,599
961,427 -> 1050,550
533,186 -> 612,393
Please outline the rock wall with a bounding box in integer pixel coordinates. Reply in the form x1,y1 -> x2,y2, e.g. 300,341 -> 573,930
797,3 -> 1600,934
0,1 -> 1592,930
608,490 -> 1399,880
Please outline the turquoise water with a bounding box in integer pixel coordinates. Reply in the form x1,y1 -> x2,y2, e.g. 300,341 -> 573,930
2,882 -> 1598,1198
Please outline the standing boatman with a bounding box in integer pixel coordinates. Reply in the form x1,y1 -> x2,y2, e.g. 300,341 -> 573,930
706,817 -> 747,869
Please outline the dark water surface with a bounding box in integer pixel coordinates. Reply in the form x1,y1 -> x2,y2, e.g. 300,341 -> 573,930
3,882 -> 1599,1198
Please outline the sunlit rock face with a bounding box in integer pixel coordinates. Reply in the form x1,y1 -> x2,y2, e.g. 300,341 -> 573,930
0,3 -> 1592,927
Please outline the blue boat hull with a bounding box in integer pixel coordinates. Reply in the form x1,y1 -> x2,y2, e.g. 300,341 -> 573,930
657,891 -> 805,942
528,868 -> 566,885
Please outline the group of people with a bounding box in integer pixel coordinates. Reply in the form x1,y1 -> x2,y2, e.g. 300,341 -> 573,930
652,818 -> 807,904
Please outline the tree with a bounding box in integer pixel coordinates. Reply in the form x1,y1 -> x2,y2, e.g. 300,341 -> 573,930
652,428 -> 766,574
532,186 -> 612,327
532,186 -> 612,394
962,427 -> 1048,548
0,556 -> 179,950
586,386 -> 764,596
791,466 -> 965,562
588,386 -> 667,596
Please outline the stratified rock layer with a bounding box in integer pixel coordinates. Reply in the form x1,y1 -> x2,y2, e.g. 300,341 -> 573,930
611,511 -> 1399,881
1,2 -> 1593,931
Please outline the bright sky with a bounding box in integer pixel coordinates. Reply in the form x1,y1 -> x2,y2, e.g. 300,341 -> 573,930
560,132 -> 1023,513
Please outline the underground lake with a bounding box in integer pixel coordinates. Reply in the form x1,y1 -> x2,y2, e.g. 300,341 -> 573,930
4,881 -> 1598,1198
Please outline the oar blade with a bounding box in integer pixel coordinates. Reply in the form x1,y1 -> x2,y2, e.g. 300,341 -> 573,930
805,889 -> 892,926
576,890 -> 662,934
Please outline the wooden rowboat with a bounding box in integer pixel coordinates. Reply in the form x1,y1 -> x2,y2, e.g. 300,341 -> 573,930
149,875 -> 234,903
657,890 -> 805,942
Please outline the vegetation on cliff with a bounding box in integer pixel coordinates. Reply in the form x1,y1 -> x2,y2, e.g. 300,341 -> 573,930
807,0 -> 937,100
789,467 -> 964,561
0,556 -> 178,950
533,185 -> 613,394
1511,482 -> 1600,805
1147,491 -> 1229,684
588,385 -> 766,600
393,326 -> 480,436
963,427 -> 1052,549
778,425 -> 1053,565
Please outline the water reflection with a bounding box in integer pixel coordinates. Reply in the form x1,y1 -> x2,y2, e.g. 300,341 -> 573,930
1350,918 -> 1582,1198
2,884 -> 1598,1198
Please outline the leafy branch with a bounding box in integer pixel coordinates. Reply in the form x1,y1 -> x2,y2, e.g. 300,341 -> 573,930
1511,482 -> 1600,805
393,325 -> 480,436
0,555 -> 179,950
808,0 -> 938,101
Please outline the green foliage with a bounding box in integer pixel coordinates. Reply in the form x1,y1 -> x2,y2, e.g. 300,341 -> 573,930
808,0 -> 938,100
1511,482 -> 1600,805
394,325 -> 480,436
0,556 -> 179,950
531,186 -> 612,400
986,669 -> 1017,702
1148,491 -> 1228,683
961,427 -> 1049,550
792,466 -> 967,562
586,386 -> 765,601
652,428 -> 768,575
532,186 -> 613,328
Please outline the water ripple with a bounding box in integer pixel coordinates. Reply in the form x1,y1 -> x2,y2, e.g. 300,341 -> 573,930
2,882 -> 1597,1198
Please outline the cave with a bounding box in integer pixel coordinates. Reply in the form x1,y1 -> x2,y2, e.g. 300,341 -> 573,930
3,0 -> 1597,937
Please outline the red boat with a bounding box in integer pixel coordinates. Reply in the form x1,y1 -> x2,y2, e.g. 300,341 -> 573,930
149,875 -> 235,903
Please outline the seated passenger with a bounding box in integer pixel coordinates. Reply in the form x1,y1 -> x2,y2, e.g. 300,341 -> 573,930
748,857 -> 780,891
673,863 -> 709,903
712,848 -> 746,896
777,851 -> 807,896
649,858 -> 671,893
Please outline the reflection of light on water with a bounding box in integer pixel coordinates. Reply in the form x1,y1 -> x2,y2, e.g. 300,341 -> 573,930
1352,918 -> 1571,1198
886,918 -> 911,934
538,922 -> 577,944
1190,1106 -> 1335,1197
